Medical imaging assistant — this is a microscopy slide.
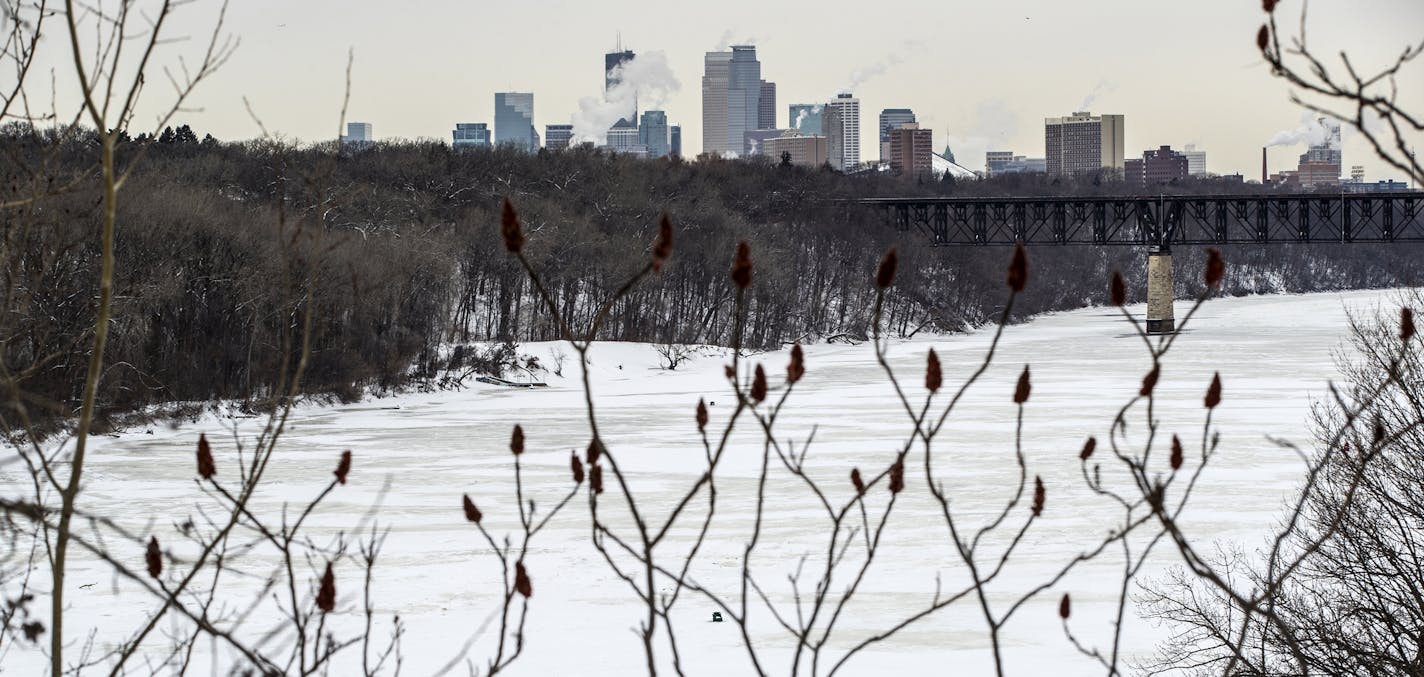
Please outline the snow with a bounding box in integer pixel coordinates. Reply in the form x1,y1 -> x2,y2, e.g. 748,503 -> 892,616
932,153 -> 978,179
2,289 -> 1412,675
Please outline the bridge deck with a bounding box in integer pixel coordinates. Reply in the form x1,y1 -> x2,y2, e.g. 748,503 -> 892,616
863,193 -> 1424,247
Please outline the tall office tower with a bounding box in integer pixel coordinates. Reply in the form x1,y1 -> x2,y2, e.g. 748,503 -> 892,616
670,125 -> 682,158
640,110 -> 670,158
342,122 -> 373,144
823,93 -> 861,171
452,123 -> 491,148
878,108 -> 916,162
888,123 -> 933,178
606,118 -> 643,155
494,92 -> 535,151
701,51 -> 731,155
606,42 -> 636,119
544,124 -> 574,151
1182,143 -> 1207,176
702,45 -> 762,155
1043,111 -> 1124,175
986,150 -> 1015,175
789,104 -> 823,136
1296,118 -> 1342,188
762,131 -> 828,167
759,81 -> 777,130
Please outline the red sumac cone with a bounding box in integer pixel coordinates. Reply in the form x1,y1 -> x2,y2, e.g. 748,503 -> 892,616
590,463 -> 604,494
1059,593 -> 1071,619
1205,372 -> 1223,409
334,450 -> 352,485
515,561 -> 533,598
510,424 -> 525,456
1170,435 -> 1183,471
1080,436 -> 1097,461
751,364 -> 767,404
888,459 -> 905,494
788,344 -> 805,385
1007,242 -> 1028,292
586,439 -> 602,464
1031,476 -> 1045,517
1402,307 -> 1415,343
652,213 -> 673,272
500,197 -> 525,253
146,536 -> 161,579
1110,271 -> 1126,306
926,349 -> 942,394
1262,0 -> 1278,13
851,468 -> 866,496
196,433 -> 215,480
696,398 -> 709,432
462,494 -> 483,523
570,453 -> 585,485
1014,365 -> 1032,404
1205,248 -> 1225,289
875,247 -> 898,289
316,562 -> 335,613
1256,24 -> 1269,52
1140,365 -> 1161,397
730,241 -> 753,289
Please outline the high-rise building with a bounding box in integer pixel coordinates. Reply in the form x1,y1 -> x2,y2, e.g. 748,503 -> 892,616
986,151 -> 1045,175
743,129 -> 783,156
878,108 -> 916,162
759,81 -> 777,130
605,118 -> 644,156
1296,118 -> 1342,188
452,123 -> 490,148
986,150 -> 1015,175
545,124 -> 574,151
670,125 -> 682,158
789,104 -> 822,137
1350,165 -> 1366,183
640,110 -> 670,158
341,122 -> 373,145
888,123 -> 933,178
823,93 -> 861,171
701,45 -> 762,155
1182,144 -> 1207,176
761,132 -> 827,167
494,93 -> 535,151
606,45 -> 636,120
1124,146 -> 1190,185
701,51 -> 731,155
1044,111 -> 1124,175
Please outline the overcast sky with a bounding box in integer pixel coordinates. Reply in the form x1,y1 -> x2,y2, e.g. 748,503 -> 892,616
26,0 -> 1424,180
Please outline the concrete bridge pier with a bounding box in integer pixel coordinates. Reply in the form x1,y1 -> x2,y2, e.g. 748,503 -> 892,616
1146,246 -> 1175,334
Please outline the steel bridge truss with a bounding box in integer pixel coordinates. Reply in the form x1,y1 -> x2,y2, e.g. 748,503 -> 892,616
867,193 -> 1424,250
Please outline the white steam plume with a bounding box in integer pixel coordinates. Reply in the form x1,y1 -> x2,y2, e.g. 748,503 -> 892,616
1265,113 -> 1341,148
1078,80 -> 1117,111
570,52 -> 681,144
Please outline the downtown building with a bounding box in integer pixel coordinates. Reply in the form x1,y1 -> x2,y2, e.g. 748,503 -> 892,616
1124,146 -> 1190,186
761,131 -> 827,168
701,45 -> 762,156
823,93 -> 861,171
789,104 -> 822,137
495,92 -> 537,151
341,122 -> 373,146
452,123 -> 491,148
1296,118 -> 1342,189
759,81 -> 777,130
1044,111 -> 1124,176
544,124 -> 574,151
888,123 -> 933,179
639,110 -> 671,158
878,108 -> 916,162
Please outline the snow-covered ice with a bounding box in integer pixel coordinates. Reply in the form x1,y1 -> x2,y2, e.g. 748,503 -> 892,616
2,289 -> 1411,675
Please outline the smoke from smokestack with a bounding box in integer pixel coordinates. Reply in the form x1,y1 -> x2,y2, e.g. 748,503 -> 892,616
570,52 -> 680,144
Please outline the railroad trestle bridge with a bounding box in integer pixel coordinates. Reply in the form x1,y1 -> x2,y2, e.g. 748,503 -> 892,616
863,192 -> 1424,333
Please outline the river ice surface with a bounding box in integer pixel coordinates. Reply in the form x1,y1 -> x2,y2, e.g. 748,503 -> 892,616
2,289 -> 1412,676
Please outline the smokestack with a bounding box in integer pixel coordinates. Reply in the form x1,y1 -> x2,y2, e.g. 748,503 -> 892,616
1262,147 -> 1268,184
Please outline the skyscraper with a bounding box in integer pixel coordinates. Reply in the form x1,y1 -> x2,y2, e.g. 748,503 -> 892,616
1182,144 -> 1207,176
545,124 -> 574,151
789,104 -> 822,137
759,81 -> 777,130
1044,111 -> 1124,175
701,51 -> 731,156
670,125 -> 682,158
701,45 -> 761,155
823,93 -> 861,171
888,123 -> 933,178
640,110 -> 670,158
606,118 -> 643,155
342,122 -> 373,145
1124,146 -> 1189,185
494,93 -> 535,151
606,45 -> 636,121
878,108 -> 916,162
452,123 -> 490,148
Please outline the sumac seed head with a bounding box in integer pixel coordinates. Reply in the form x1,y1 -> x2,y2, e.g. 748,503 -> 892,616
1080,436 -> 1097,461
1110,271 -> 1126,306
696,398 -> 709,432
334,450 -> 352,485
1140,365 -> 1161,398
652,213 -> 673,272
788,344 -> 805,385
1205,248 -> 1225,289
500,197 -> 526,253
888,459 -> 905,495
570,453 -> 585,485
1262,0 -> 1278,13
731,241 -> 753,289
462,494 -> 483,524
1256,24 -> 1269,52
1401,307 -> 1415,343
851,468 -> 866,496
1007,242 -> 1028,293
586,439 -> 602,465
316,562 -> 335,613
1059,593 -> 1071,620
515,561 -> 533,598
926,349 -> 942,394
1170,435 -> 1183,471
1014,365 -> 1032,404
196,433 -> 215,480
751,364 -> 768,404
591,463 -> 604,494
875,247 -> 898,289
146,536 -> 162,579
510,424 -> 525,456
1031,476 -> 1045,517
1206,372 -> 1223,409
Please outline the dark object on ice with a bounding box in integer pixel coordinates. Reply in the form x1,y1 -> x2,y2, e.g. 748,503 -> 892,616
712,612 -> 723,623
475,375 -> 548,388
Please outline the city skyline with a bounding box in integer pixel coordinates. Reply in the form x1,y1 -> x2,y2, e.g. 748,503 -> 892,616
20,0 -> 1423,180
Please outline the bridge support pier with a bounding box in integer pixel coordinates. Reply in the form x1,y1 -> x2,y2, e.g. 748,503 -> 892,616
1146,248 -> 1175,334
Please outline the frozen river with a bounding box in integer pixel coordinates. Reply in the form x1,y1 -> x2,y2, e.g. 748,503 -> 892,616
2,289 -> 1410,675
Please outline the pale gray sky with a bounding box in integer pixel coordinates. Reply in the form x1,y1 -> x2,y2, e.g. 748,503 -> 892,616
26,0 -> 1424,180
